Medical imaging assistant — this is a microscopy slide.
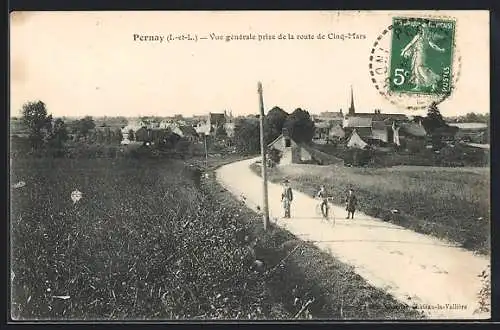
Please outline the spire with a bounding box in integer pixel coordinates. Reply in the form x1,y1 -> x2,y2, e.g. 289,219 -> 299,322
349,85 -> 355,115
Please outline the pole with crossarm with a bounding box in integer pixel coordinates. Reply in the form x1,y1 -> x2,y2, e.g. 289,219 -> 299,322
257,81 -> 270,230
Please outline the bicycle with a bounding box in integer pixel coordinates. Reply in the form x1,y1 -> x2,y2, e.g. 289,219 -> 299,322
314,196 -> 335,226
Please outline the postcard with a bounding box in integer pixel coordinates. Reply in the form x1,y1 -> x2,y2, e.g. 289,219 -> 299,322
10,10 -> 490,321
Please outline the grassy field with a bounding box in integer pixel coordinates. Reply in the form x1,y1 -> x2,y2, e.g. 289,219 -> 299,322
251,163 -> 490,255
10,154 -> 423,320
10,156 -> 276,320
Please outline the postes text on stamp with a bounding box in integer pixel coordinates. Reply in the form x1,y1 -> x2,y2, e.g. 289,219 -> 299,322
389,17 -> 455,95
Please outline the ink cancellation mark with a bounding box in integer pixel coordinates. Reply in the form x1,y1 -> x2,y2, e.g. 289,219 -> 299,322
368,15 -> 461,110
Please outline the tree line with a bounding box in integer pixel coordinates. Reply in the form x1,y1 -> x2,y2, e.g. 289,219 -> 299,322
15,101 -> 124,152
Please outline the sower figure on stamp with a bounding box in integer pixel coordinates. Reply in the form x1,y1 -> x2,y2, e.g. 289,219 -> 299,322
400,22 -> 446,92
281,179 -> 293,218
345,188 -> 357,219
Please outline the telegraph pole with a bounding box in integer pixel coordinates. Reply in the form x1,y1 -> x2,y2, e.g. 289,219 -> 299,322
204,132 -> 208,167
257,82 -> 270,230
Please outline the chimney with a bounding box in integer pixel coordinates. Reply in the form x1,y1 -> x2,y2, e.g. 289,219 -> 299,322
282,127 -> 289,137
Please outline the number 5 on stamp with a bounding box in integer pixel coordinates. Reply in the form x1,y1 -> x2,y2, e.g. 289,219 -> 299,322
389,17 -> 455,95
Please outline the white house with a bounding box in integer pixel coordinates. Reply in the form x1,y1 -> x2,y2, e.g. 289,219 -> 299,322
347,129 -> 369,149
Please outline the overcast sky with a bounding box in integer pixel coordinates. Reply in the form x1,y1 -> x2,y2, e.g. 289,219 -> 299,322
10,10 -> 489,118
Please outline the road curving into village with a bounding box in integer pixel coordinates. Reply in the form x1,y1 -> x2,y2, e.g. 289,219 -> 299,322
216,157 -> 490,320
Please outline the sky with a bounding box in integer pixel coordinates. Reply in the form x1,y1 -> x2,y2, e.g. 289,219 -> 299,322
10,10 -> 490,118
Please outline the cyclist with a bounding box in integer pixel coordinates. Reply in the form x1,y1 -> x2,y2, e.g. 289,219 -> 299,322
315,185 -> 329,219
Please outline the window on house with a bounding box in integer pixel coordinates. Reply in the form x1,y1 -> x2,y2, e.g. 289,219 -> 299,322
285,138 -> 291,147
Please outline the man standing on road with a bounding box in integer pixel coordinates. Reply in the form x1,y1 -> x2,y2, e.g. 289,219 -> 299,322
281,179 -> 293,218
316,185 -> 329,219
345,188 -> 357,219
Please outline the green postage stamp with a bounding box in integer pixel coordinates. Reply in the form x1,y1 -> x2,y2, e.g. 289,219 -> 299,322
389,17 -> 456,95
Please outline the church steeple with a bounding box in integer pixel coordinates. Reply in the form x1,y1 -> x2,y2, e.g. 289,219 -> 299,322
348,85 -> 355,115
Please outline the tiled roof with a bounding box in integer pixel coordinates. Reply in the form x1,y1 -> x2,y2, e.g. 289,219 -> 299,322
344,116 -> 372,128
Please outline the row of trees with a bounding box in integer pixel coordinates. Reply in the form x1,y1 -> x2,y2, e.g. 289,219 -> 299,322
18,101 -> 124,151
447,112 -> 489,124
232,107 -> 315,153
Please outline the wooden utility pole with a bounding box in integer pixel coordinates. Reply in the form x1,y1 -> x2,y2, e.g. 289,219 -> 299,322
257,82 -> 270,230
204,133 -> 208,167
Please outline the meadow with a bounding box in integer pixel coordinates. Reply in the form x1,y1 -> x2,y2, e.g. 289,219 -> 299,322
10,153 -> 422,320
252,163 -> 490,255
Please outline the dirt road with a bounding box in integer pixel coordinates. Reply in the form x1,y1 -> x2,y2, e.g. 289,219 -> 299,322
216,157 -> 490,319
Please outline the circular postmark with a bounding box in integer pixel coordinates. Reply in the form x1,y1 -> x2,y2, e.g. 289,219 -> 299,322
369,15 -> 461,110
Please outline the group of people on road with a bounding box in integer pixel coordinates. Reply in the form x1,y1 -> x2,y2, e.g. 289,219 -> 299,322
281,180 -> 357,220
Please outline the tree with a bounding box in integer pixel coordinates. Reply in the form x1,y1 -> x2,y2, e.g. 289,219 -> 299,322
283,108 -> 315,143
265,106 -> 288,142
128,129 -> 135,141
103,127 -> 112,144
48,118 -> 69,148
268,148 -> 282,165
422,102 -> 446,134
215,125 -> 227,140
95,130 -> 104,143
233,119 -> 261,153
21,100 -> 53,150
422,102 -> 456,149
114,128 -> 123,144
75,116 -> 96,141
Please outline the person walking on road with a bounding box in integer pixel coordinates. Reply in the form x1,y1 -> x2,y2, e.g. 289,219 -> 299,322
316,185 -> 329,219
345,188 -> 357,219
281,179 -> 293,218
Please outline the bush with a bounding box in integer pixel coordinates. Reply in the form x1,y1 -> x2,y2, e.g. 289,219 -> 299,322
268,148 -> 282,165
343,149 -> 372,167
64,143 -> 121,159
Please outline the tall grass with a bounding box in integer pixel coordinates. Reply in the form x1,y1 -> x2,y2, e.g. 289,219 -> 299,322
10,157 -> 277,320
10,156 -> 422,320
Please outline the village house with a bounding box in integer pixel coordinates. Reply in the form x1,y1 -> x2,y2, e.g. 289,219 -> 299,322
268,128 -> 342,166
448,122 -> 488,143
268,129 -> 314,165
316,109 -> 344,124
194,110 -> 234,137
346,129 -> 369,149
173,124 -> 199,142
342,87 -> 410,146
312,109 -> 344,144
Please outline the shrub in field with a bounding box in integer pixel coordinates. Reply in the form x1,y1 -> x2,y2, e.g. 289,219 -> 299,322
343,149 -> 372,167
